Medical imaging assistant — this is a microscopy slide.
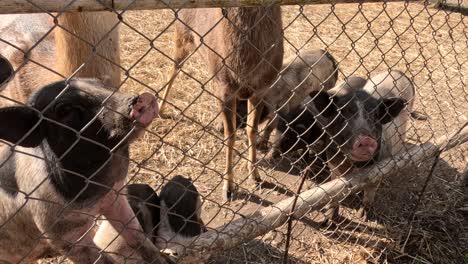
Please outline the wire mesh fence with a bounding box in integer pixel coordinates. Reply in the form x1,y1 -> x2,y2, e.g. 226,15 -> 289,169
0,1 -> 466,264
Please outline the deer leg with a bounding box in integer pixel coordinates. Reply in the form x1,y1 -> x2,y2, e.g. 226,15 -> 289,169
220,92 -> 237,202
159,66 -> 179,116
247,96 -> 263,184
159,26 -> 193,115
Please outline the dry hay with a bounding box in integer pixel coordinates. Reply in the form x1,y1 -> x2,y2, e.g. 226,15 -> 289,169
36,2 -> 467,264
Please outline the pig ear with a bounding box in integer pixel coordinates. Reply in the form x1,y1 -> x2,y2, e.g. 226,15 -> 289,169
379,97 -> 407,124
0,106 -> 44,147
310,91 -> 336,117
0,55 -> 13,87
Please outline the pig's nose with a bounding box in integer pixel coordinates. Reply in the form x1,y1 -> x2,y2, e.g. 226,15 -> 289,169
356,136 -> 378,153
130,92 -> 159,127
350,135 -> 378,162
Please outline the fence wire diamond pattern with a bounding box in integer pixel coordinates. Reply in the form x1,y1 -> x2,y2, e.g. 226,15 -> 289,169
0,1 -> 466,264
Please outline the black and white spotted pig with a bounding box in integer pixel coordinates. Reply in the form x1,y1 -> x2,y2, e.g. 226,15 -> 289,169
267,75 -> 368,160
0,76 -> 170,263
94,175 -> 205,262
270,71 -> 420,219
158,175 -> 205,242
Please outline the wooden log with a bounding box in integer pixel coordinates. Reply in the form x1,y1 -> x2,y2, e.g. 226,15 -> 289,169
178,125 -> 468,260
1,0 -> 419,14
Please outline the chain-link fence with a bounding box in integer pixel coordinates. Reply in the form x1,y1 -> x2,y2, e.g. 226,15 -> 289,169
0,1 -> 466,263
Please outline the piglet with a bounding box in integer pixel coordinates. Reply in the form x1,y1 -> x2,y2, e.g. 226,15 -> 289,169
94,175 -> 205,263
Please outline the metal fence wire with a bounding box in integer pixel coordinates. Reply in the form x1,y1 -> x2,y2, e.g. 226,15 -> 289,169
0,0 -> 466,264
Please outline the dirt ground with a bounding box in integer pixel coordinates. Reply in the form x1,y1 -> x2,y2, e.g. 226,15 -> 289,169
34,1 -> 467,264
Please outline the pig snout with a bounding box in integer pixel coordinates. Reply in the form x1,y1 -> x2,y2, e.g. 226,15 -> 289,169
130,92 -> 159,127
350,135 -> 378,161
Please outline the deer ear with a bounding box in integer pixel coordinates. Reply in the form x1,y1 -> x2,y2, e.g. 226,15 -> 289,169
0,106 -> 44,147
0,55 -> 13,88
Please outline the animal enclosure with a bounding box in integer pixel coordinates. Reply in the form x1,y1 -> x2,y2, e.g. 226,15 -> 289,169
0,1 -> 466,264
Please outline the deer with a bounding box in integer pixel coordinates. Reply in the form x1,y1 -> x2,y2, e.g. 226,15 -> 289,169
0,11 -> 120,106
159,6 -> 284,201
